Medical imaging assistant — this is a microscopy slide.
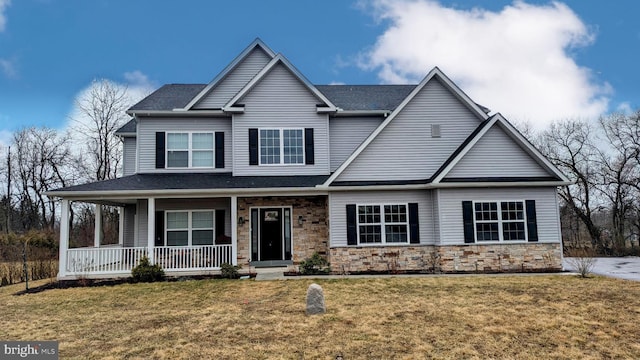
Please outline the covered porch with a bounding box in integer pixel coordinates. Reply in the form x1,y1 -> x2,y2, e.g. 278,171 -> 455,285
57,195 -> 239,280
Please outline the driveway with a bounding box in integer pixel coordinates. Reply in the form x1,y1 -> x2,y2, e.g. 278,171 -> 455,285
563,256 -> 640,281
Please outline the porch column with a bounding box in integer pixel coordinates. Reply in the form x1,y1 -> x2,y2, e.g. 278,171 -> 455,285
147,197 -> 155,264
118,207 -> 124,245
231,195 -> 238,266
58,199 -> 70,278
94,204 -> 102,248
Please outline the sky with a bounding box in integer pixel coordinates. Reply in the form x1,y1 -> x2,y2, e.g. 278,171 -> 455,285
1,0 -> 639,147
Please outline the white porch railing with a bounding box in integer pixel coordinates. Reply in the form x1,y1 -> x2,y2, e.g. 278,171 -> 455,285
66,247 -> 148,275
154,245 -> 233,271
65,245 -> 233,276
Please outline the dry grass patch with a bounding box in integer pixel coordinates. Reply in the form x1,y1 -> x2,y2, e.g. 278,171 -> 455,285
1,275 -> 639,359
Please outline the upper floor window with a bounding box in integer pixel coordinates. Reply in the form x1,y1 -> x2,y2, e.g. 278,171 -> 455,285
259,128 -> 304,165
167,132 -> 214,168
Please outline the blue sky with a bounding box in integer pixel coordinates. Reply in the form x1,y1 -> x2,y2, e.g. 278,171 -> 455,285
0,0 -> 639,145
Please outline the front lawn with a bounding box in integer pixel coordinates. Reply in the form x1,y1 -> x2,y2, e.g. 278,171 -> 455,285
1,275 -> 639,359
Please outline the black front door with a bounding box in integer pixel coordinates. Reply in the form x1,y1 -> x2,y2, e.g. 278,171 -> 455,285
260,208 -> 283,261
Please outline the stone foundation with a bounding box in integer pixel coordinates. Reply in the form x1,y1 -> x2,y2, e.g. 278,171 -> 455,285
236,196 -> 328,268
329,243 -> 562,274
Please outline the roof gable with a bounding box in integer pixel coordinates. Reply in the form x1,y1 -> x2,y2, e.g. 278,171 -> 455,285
432,114 -> 570,183
183,38 -> 276,110
443,120 -> 553,180
224,54 -> 336,112
324,67 -> 489,185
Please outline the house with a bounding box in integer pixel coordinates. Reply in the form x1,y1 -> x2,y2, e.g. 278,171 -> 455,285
49,39 -> 570,280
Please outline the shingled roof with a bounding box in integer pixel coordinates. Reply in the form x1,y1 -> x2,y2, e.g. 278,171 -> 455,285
128,84 -> 416,112
316,85 -> 416,111
49,173 -> 330,194
128,84 -> 207,111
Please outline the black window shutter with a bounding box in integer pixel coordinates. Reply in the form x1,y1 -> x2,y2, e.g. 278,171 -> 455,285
155,211 -> 164,246
215,132 -> 225,168
155,132 -> 165,169
249,128 -> 258,165
462,201 -> 475,243
526,200 -> 538,242
215,209 -> 225,240
409,203 -> 420,244
346,204 -> 357,245
305,128 -> 314,165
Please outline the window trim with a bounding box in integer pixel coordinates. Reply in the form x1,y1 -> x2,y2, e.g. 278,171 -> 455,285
166,132 -> 215,169
355,203 -> 410,245
164,209 -> 216,247
472,200 -> 527,243
258,128 -> 305,166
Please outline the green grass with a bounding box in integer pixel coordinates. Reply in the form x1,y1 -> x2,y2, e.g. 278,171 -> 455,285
1,275 -> 639,359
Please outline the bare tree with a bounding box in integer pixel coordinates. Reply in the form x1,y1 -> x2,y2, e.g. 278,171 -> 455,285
73,79 -> 130,182
11,127 -> 74,230
596,113 -> 640,252
538,119 -> 604,250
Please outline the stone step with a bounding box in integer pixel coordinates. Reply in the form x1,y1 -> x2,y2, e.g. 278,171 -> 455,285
254,271 -> 285,281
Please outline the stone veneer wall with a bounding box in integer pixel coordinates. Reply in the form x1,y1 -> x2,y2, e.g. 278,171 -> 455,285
329,243 -> 562,274
236,196 -> 328,268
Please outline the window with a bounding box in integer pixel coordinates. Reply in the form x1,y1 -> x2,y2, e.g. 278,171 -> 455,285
474,201 -> 526,242
259,128 -> 304,165
167,132 -> 214,168
357,204 -> 408,244
165,210 -> 215,246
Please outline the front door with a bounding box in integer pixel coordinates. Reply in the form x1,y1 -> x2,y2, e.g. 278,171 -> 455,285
259,208 -> 283,261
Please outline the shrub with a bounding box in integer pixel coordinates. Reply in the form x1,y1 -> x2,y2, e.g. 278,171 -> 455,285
131,256 -> 165,283
220,263 -> 242,279
565,248 -> 597,278
299,252 -> 330,275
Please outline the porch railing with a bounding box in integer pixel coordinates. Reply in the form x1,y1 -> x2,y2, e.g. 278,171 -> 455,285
66,247 -> 148,275
65,245 -> 233,276
154,245 -> 233,271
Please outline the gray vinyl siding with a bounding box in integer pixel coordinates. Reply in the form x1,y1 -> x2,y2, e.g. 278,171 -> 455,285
329,117 -> 383,172
122,137 -> 137,176
156,198 -> 232,237
335,78 -> 482,182
445,124 -> 551,178
123,204 -> 136,247
137,117 -> 232,173
329,190 -> 434,247
437,187 -> 562,245
233,63 -> 330,176
135,199 -> 148,247
194,47 -> 272,109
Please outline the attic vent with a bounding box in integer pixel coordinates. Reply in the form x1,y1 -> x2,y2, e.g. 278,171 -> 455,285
431,124 -> 441,138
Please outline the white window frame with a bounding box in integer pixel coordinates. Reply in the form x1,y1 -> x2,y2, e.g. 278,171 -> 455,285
356,203 -> 409,245
258,128 -> 305,166
165,210 -> 216,247
472,200 -> 527,243
166,132 -> 215,169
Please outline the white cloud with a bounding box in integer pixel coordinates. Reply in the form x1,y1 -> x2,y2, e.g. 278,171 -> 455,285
0,0 -> 10,32
616,102 -> 633,115
0,58 -> 16,78
359,0 -> 610,129
0,128 -> 11,149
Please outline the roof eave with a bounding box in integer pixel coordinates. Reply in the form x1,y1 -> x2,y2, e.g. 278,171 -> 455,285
46,186 -> 328,200
127,109 -> 227,117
